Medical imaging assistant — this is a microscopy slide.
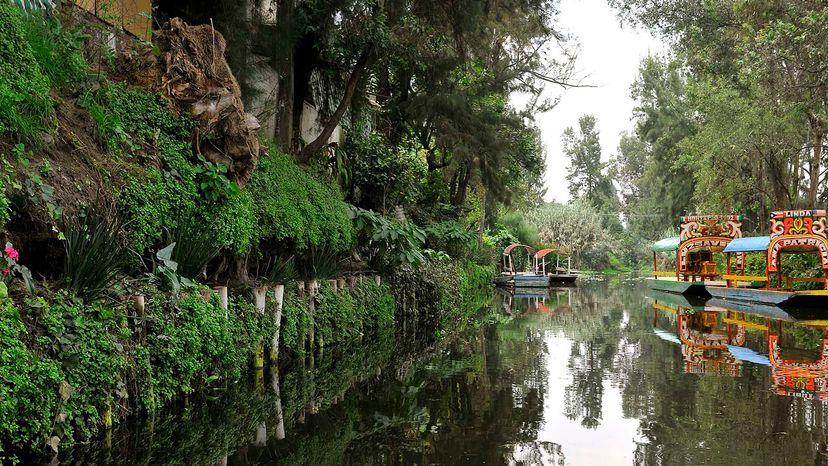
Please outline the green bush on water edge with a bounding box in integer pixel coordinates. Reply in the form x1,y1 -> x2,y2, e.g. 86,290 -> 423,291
0,261 -> 493,460
0,285 -> 274,460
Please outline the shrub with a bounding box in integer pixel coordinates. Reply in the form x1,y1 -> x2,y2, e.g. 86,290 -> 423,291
81,83 -> 255,255
134,289 -> 273,412
425,220 -> 477,258
0,301 -> 63,458
249,146 -> 354,252
0,2 -> 53,138
165,219 -> 221,280
350,206 -> 426,271
38,294 -> 128,444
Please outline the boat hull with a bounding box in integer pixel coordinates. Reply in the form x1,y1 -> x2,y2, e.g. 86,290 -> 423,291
549,274 -> 577,284
645,278 -> 709,297
707,287 -> 828,310
707,286 -> 792,305
512,275 -> 551,288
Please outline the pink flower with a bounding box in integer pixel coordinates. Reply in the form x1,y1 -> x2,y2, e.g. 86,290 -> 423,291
1,268 -> 9,275
3,247 -> 18,262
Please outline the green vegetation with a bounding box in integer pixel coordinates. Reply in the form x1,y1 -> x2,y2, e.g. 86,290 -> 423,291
0,3 -> 53,139
63,213 -> 124,302
81,82 -> 256,256
0,301 -> 62,459
280,280 -> 394,360
249,147 -> 354,252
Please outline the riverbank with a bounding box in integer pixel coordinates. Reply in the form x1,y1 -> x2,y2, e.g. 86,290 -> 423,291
2,261 -> 493,462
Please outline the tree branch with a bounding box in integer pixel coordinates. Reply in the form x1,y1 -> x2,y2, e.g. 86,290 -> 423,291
297,50 -> 371,163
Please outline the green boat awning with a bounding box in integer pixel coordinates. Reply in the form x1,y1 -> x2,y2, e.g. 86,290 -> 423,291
651,237 -> 680,252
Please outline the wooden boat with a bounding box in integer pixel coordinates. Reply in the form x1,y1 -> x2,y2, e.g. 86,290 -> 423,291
495,244 -> 577,288
535,248 -> 577,284
647,214 -> 743,297
705,209 -> 828,308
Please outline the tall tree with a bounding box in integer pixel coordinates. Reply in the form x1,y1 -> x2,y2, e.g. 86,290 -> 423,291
563,114 -> 603,200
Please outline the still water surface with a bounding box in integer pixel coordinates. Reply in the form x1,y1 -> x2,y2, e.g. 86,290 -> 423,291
70,278 -> 828,465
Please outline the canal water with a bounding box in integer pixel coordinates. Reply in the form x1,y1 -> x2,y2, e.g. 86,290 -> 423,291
68,277 -> 828,465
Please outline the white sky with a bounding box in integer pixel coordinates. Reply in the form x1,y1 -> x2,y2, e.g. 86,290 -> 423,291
520,0 -> 667,203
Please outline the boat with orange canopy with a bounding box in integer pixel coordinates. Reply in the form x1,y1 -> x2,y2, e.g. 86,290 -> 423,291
495,244 -> 578,287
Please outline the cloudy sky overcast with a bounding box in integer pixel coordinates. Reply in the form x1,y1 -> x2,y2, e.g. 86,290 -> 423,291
529,0 -> 667,203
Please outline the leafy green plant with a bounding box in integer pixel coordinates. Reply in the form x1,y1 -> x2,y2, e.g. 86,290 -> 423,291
153,242 -> 193,294
0,2 -> 53,138
301,245 -> 345,280
165,219 -> 221,280
0,301 -> 63,459
192,154 -> 241,202
249,145 -> 354,252
424,221 -> 477,258
263,255 -> 297,284
39,294 -> 128,445
63,212 -> 124,301
350,206 -> 426,271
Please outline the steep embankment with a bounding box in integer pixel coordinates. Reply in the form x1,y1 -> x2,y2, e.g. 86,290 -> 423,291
0,4 -> 495,462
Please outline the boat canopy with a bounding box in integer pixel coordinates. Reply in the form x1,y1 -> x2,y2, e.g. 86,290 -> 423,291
651,237 -> 680,252
724,236 -> 770,253
502,243 -> 536,256
534,248 -> 558,259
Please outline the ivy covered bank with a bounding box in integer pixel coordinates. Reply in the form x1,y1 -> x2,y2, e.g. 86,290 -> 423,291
0,3 -> 516,462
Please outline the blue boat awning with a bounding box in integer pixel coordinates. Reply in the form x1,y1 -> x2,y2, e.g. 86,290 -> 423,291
724,236 -> 770,253
651,237 -> 680,252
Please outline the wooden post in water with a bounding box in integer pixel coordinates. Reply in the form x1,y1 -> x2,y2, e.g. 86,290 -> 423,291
214,286 -> 229,317
271,284 -> 285,362
132,295 -> 145,342
255,422 -> 267,447
253,286 -> 267,369
272,370 -> 286,440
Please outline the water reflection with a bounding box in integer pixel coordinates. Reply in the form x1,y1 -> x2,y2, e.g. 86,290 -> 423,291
65,279 -> 828,465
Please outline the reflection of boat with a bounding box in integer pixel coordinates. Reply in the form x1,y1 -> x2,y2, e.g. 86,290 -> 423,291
648,214 -> 742,297
498,286 -> 572,316
496,244 -> 577,288
677,311 -> 744,377
769,333 -> 828,400
651,293 -> 828,399
705,210 -> 828,308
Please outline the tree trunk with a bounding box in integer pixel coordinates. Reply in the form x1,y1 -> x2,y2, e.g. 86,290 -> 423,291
274,0 -> 295,152
297,51 -> 370,163
807,114 -> 824,209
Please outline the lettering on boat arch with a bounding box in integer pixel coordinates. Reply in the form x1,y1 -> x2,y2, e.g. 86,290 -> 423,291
767,210 -> 828,272
677,214 -> 742,275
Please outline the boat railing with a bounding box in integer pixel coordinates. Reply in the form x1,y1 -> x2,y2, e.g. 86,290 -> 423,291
722,274 -> 828,291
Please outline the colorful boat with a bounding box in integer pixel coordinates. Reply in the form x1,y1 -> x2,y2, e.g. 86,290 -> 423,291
706,209 -> 828,308
495,243 -> 577,288
647,214 -> 743,296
